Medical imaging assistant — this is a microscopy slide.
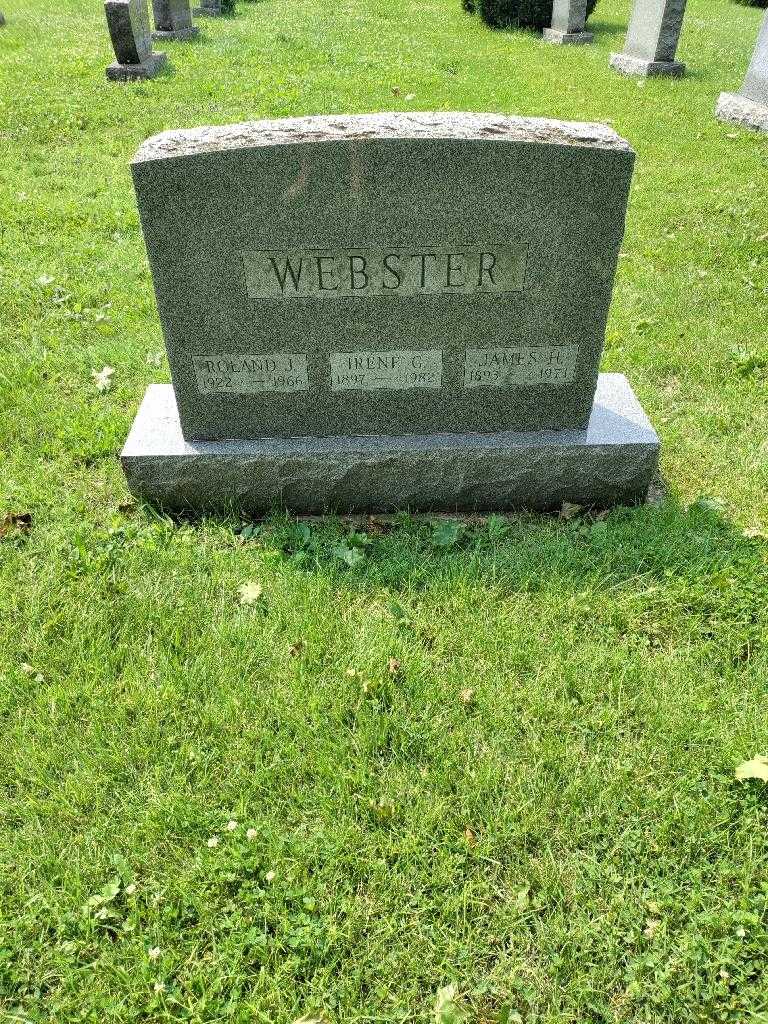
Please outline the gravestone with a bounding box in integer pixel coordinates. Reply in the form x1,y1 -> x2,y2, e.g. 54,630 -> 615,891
544,0 -> 593,45
610,0 -> 687,77
716,10 -> 768,133
194,0 -> 222,15
121,113 -> 660,514
105,0 -> 167,80
152,0 -> 198,40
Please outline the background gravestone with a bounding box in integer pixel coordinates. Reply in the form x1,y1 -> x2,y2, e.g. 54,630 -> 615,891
716,9 -> 768,133
610,0 -> 687,77
105,0 -> 167,80
121,113 -> 660,514
194,0 -> 222,16
152,0 -> 198,40
544,0 -> 593,45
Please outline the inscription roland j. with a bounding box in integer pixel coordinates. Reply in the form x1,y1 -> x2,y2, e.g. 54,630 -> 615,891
464,345 -> 579,387
331,350 -> 442,391
240,245 -> 525,299
193,353 -> 309,395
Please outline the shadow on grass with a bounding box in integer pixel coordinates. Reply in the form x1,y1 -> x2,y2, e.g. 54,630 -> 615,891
586,19 -> 627,41
150,493 -> 766,608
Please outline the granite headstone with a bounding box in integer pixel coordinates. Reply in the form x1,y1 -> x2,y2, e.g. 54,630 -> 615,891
129,113 -> 634,441
152,0 -> 198,40
105,0 -> 167,80
121,112 -> 660,514
716,10 -> 768,133
544,0 -> 593,45
194,0 -> 222,15
610,0 -> 687,77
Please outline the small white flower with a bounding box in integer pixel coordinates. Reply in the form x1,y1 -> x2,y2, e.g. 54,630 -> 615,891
207,835 -> 219,848
246,828 -> 258,840
736,925 -> 746,938
92,365 -> 115,392
148,946 -> 161,960
226,820 -> 238,831
265,869 -> 276,883
125,883 -> 137,895
153,981 -> 166,994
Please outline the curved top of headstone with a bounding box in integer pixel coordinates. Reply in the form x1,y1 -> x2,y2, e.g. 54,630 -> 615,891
133,111 -> 633,164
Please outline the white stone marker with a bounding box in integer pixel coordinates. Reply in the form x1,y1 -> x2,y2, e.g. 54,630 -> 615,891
716,10 -> 768,133
544,0 -> 593,46
610,0 -> 687,77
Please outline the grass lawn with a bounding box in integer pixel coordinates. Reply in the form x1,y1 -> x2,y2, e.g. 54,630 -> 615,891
1,0 -> 768,1020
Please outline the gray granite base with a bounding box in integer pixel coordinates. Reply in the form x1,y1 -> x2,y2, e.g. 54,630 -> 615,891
121,374 -> 660,515
106,52 -> 167,80
609,52 -> 685,77
152,26 -> 199,40
715,92 -> 768,133
543,28 -> 593,44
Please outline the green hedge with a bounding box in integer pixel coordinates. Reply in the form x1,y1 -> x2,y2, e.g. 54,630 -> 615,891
465,0 -> 599,31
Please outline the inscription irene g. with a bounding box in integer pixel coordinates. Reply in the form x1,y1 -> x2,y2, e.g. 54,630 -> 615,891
193,353 -> 309,394
464,345 -> 579,388
240,245 -> 526,299
330,350 -> 443,391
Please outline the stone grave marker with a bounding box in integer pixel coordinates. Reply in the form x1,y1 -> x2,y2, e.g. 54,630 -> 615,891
610,0 -> 687,77
194,0 -> 222,16
121,112 -> 660,514
716,10 -> 768,133
105,0 -> 167,80
152,0 -> 198,40
544,0 -> 593,45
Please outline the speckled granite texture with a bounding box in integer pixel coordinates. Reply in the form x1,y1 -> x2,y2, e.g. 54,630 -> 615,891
130,112 -> 635,441
611,0 -> 687,75
121,374 -> 660,514
716,93 -> 768,132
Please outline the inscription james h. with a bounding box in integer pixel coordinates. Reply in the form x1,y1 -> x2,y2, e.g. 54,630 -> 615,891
240,245 -> 525,299
464,345 -> 579,388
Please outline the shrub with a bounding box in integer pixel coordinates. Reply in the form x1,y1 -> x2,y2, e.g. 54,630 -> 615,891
733,0 -> 767,8
470,0 -> 599,31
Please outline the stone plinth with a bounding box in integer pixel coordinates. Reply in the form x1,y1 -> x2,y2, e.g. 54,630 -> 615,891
107,52 -> 167,79
121,375 -> 660,515
544,28 -> 594,44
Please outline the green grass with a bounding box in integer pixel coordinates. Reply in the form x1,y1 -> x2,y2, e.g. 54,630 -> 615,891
1,0 -> 768,1021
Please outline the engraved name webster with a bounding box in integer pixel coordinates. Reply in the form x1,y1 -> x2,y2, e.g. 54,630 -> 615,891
240,245 -> 525,299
